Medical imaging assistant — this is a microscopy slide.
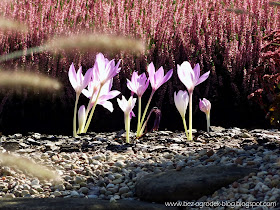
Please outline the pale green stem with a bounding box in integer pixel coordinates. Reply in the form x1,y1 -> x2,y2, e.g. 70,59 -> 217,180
125,114 -> 130,143
182,116 -> 188,139
73,93 -> 80,137
83,86 -> 103,133
136,96 -> 142,136
206,112 -> 210,133
137,90 -> 155,137
79,88 -> 97,134
188,92 -> 193,141
139,119 -> 147,137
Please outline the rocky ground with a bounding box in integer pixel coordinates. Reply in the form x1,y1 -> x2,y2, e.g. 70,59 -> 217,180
0,126 -> 279,209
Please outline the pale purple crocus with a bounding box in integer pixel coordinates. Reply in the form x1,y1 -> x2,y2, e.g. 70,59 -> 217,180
94,53 -> 121,86
79,53 -> 121,133
199,98 -> 211,132
136,62 -> 173,137
148,62 -> 173,92
177,61 -> 210,140
174,90 -> 189,138
81,78 -> 120,133
127,71 -> 149,97
117,96 -> 137,143
68,63 -> 92,137
68,63 -> 92,95
127,71 -> 150,136
177,62 -> 210,94
83,78 -> 120,112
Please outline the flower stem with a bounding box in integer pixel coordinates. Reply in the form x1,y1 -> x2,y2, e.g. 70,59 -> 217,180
136,96 -> 142,136
182,117 -> 188,138
83,86 -> 103,133
206,112 -> 210,133
73,94 -> 80,137
188,92 -> 193,140
137,90 -> 155,137
79,88 -> 97,134
125,114 -> 130,143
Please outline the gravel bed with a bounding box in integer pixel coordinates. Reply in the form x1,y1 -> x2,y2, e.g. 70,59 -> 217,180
0,127 -> 279,209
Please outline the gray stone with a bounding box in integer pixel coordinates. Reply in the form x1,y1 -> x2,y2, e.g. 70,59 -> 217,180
79,187 -> 89,194
2,141 -> 20,151
209,126 -> 225,133
119,187 -> 130,195
135,165 -> 256,202
70,191 -> 80,197
4,194 -> 15,198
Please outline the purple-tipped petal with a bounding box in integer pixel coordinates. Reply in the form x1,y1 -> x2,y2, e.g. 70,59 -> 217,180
105,59 -> 117,81
95,53 -> 106,75
82,68 -> 93,89
148,62 -> 155,87
196,71 -> 210,86
155,67 -> 164,83
77,67 -> 83,85
98,90 -> 121,102
161,69 -> 173,85
131,71 -> 138,83
140,78 -> 150,96
127,79 -> 136,94
193,63 -> 200,81
68,63 -> 78,91
129,111 -> 135,119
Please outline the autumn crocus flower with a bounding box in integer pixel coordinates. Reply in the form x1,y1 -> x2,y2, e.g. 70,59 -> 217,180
68,63 -> 92,137
127,71 -> 149,136
68,63 -> 92,95
199,98 -> 211,132
177,62 -> 210,140
95,53 -> 121,86
83,78 -> 120,112
148,62 -> 173,92
127,71 -> 149,97
81,78 -> 120,133
136,62 -> 173,137
174,90 -> 189,138
117,96 -> 137,143
80,53 -> 121,133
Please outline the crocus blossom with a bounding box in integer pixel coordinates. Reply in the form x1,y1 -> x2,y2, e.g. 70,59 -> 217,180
68,64 -> 92,137
78,105 -> 86,134
94,53 -> 121,86
68,63 -> 92,95
117,96 -> 137,143
177,61 -> 210,140
199,98 -> 211,115
148,62 -> 173,91
136,62 -> 173,137
174,90 -> 189,118
199,98 -> 211,132
174,90 -> 189,138
127,71 -> 150,137
80,54 -> 122,134
177,62 -> 210,94
117,96 -> 136,119
127,71 -> 149,97
83,78 -> 120,112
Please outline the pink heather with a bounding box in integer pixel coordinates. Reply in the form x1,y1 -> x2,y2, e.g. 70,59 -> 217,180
0,0 -> 279,108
